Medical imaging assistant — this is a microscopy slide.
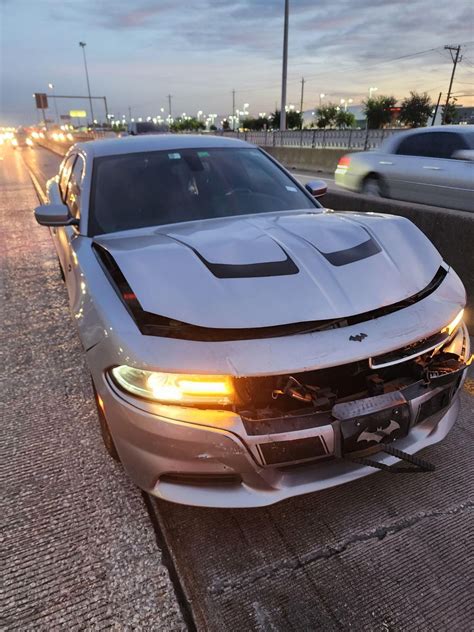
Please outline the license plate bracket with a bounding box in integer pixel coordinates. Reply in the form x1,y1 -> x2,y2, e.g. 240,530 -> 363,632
341,406 -> 411,454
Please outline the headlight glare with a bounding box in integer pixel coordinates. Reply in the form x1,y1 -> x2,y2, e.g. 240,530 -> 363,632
110,365 -> 234,406
443,308 -> 464,337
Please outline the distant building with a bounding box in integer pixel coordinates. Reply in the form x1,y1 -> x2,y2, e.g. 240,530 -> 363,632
456,107 -> 474,125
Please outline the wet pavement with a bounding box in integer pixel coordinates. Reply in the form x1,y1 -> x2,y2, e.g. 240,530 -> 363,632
6,143 -> 474,631
1,146 -> 185,630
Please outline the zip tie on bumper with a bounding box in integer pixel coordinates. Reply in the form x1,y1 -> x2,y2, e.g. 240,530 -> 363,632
344,444 -> 436,473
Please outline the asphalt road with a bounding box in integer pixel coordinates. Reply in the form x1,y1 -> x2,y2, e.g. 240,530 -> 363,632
9,144 -> 474,630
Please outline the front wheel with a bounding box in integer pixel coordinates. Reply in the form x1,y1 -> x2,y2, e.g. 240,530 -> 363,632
92,381 -> 121,462
362,175 -> 385,197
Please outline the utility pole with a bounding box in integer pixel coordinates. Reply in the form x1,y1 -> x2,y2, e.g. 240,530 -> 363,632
232,89 -> 236,131
167,94 -> 172,120
48,83 -> 59,124
280,0 -> 289,131
442,45 -> 462,125
79,42 -> 95,127
128,105 -> 132,120
299,77 -> 305,129
432,92 -> 442,125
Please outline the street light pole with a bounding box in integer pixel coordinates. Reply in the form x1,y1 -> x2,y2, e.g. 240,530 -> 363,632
299,77 -> 305,129
280,0 -> 289,131
48,83 -> 59,124
79,42 -> 95,127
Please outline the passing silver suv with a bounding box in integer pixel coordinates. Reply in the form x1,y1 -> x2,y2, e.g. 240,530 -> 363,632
335,126 -> 474,212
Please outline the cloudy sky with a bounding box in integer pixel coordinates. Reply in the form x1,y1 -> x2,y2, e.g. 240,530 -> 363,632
1,0 -> 473,125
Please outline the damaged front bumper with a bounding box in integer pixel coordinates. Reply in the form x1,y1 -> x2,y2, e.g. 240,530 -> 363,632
97,324 -> 470,508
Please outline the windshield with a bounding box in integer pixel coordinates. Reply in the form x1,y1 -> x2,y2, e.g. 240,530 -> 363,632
89,147 -> 317,235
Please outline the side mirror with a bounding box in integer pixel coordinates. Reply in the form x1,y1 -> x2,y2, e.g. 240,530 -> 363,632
305,179 -> 328,198
452,149 -> 474,161
34,203 -> 79,227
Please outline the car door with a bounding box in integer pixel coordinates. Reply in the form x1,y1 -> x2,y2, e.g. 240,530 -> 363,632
384,132 -> 437,204
387,131 -> 473,209
410,132 -> 474,211
53,154 -> 76,273
59,154 -> 84,305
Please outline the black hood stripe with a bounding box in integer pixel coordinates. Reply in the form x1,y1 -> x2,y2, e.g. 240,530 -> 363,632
92,242 -> 447,342
320,237 -> 381,266
165,235 -> 299,278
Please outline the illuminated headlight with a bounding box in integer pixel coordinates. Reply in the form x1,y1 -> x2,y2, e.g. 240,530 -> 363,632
26,138 -> 33,146
12,139 -> 18,146
442,308 -> 464,338
110,365 -> 234,407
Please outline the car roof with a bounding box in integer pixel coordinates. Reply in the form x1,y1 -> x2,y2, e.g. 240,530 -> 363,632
397,125 -> 474,136
73,133 -> 252,159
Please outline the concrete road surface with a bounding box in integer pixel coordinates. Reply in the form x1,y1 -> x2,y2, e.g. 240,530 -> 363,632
5,143 -> 474,631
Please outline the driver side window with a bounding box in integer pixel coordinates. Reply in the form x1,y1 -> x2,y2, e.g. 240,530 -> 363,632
66,156 -> 85,219
59,155 -> 76,202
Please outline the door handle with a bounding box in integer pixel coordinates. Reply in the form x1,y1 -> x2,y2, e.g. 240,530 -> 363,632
379,161 -> 393,165
423,166 -> 441,170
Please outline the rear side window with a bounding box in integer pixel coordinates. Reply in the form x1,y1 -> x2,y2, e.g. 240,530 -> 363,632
396,132 -> 468,159
59,155 -> 76,201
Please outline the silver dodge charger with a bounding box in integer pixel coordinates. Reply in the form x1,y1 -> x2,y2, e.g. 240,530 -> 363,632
35,135 -> 470,508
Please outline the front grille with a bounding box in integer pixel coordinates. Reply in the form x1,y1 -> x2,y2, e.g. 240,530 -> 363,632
370,331 -> 449,369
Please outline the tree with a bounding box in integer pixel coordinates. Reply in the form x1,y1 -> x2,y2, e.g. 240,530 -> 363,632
170,117 -> 205,132
363,95 -> 397,129
241,117 -> 269,131
399,92 -> 433,128
315,103 -> 338,128
222,119 -> 230,131
335,110 -> 356,129
270,109 -> 303,130
442,97 -> 459,125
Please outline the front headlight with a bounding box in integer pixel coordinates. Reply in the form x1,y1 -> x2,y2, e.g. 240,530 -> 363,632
110,365 -> 234,407
26,138 -> 33,146
442,308 -> 464,337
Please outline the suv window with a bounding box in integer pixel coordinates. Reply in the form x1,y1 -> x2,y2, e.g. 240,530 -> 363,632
396,132 -> 467,159
59,155 -> 76,201
66,155 -> 84,219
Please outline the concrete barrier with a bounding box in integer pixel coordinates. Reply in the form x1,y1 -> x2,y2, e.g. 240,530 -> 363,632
264,146 -> 356,173
321,189 -> 474,329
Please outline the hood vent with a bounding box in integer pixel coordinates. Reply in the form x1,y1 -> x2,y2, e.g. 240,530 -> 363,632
92,242 -> 447,342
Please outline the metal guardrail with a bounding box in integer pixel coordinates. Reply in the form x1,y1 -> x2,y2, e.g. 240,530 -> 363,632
216,128 -> 404,150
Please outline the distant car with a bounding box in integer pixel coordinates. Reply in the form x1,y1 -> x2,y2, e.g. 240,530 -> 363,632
335,126 -> 474,212
12,130 -> 33,149
33,135 -> 470,508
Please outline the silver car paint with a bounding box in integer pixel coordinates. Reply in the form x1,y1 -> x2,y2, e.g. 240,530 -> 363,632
41,135 -> 469,507
335,126 -> 474,212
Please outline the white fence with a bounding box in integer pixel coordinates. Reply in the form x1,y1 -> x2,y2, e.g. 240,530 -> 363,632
216,128 -> 404,150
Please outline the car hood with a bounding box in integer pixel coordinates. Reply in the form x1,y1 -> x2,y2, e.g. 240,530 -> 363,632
94,210 -> 443,329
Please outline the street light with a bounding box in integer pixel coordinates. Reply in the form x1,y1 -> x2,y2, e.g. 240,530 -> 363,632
369,86 -> 378,99
340,98 -> 353,112
48,83 -> 59,124
79,41 -> 95,127
280,0 -> 289,130
319,93 -> 325,107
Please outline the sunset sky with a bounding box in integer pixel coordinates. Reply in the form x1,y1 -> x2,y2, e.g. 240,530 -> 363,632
1,0 -> 473,126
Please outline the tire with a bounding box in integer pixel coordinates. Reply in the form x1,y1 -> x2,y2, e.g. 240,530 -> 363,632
91,381 -> 121,462
58,258 -> 65,282
362,175 -> 385,197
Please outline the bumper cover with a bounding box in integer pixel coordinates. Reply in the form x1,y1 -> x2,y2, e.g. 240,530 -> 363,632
98,348 -> 468,508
